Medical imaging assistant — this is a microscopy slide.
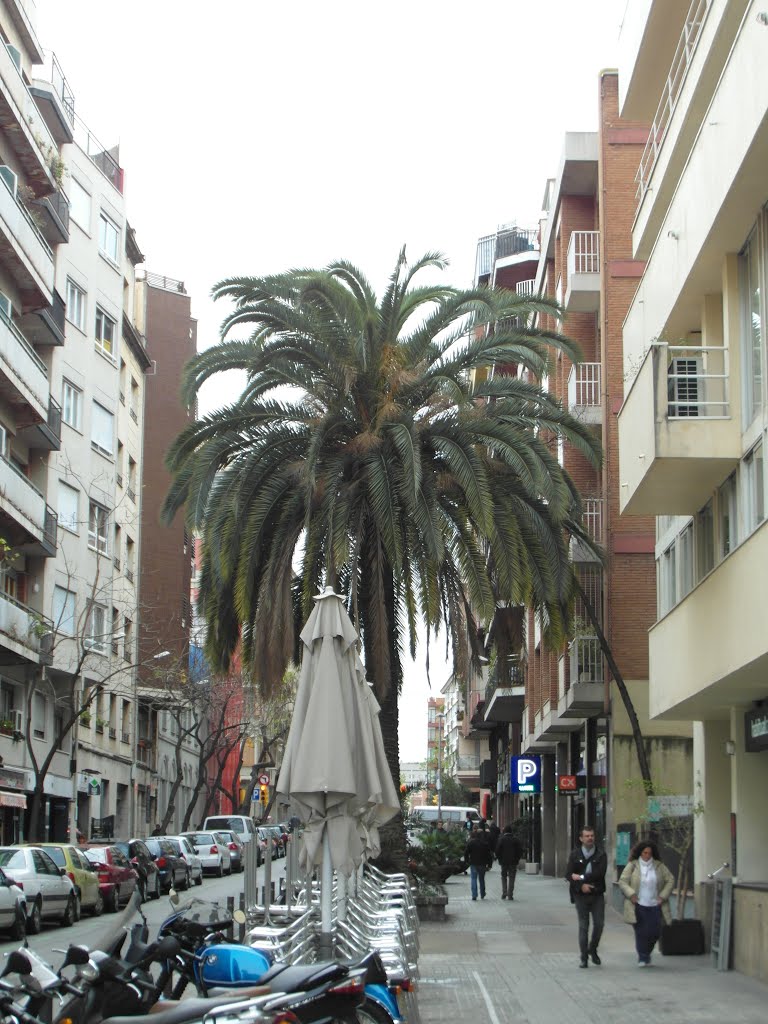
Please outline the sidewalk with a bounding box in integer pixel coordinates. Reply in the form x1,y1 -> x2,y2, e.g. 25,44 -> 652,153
416,866 -> 765,1024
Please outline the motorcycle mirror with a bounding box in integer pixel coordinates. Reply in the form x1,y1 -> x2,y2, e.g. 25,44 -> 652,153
2,950 -> 33,976
62,945 -> 90,968
232,909 -> 246,924
155,936 -> 182,959
168,889 -> 180,905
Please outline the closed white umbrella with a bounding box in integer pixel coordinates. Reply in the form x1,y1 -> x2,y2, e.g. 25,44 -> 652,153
276,586 -> 399,946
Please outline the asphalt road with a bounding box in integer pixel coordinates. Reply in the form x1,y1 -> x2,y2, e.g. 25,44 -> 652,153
0,855 -> 288,968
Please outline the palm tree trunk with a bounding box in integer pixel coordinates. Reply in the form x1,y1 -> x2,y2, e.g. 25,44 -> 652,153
572,575 -> 654,794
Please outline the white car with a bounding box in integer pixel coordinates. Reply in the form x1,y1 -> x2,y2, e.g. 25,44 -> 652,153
0,847 -> 76,932
180,831 -> 231,877
158,835 -> 204,886
0,866 -> 26,939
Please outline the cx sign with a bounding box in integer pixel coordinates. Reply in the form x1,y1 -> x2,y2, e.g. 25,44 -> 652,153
510,756 -> 542,794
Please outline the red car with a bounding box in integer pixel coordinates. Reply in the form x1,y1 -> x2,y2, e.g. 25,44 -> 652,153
83,845 -> 139,912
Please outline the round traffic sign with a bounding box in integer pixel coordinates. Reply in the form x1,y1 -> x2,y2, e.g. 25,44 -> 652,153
258,773 -> 270,785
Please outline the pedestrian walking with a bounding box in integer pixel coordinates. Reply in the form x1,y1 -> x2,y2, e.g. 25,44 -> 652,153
565,824 -> 607,967
466,825 -> 493,900
619,839 -> 674,967
487,814 -> 501,848
495,825 -> 523,900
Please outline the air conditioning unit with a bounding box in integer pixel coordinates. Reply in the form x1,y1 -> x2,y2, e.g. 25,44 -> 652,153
668,357 -> 701,418
0,165 -> 17,198
12,709 -> 23,733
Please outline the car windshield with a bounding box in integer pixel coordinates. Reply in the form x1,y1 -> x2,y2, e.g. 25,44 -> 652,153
164,840 -> 181,853
206,818 -> 243,832
0,850 -> 24,869
144,840 -> 163,855
185,833 -> 214,845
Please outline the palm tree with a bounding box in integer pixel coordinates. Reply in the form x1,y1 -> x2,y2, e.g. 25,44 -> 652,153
162,250 -> 601,862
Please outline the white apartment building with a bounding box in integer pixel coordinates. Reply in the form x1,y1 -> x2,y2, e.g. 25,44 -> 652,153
616,0 -> 768,980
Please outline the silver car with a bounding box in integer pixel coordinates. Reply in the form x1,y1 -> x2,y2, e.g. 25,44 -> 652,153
0,866 -> 26,938
0,847 -> 76,932
157,835 -> 204,886
180,831 -> 231,877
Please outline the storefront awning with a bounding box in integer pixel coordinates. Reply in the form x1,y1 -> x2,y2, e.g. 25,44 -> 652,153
0,791 -> 26,809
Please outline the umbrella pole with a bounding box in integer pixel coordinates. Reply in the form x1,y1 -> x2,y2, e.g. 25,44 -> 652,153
318,827 -> 333,959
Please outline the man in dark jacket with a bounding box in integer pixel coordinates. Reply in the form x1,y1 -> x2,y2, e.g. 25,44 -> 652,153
465,826 -> 494,900
487,815 -> 501,848
564,825 -> 608,967
495,825 -> 523,900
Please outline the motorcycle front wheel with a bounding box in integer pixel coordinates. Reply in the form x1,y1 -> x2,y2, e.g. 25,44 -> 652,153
355,999 -> 395,1024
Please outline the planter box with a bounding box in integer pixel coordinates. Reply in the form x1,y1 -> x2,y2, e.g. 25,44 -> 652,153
525,862 -> 539,875
660,919 -> 705,956
414,893 -> 448,922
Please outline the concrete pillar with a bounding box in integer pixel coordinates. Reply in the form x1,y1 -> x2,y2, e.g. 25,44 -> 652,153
693,720 -> 731,883
555,740 -> 570,875
541,753 -> 556,875
730,707 -> 768,880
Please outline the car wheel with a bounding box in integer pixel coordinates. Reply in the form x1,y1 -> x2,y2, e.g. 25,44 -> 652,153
180,869 -> 190,891
105,886 -> 119,913
73,890 -> 82,923
61,894 -> 76,927
225,863 -> 232,876
151,876 -> 161,899
194,869 -> 203,886
91,890 -> 104,916
26,900 -> 41,935
216,860 -> 223,878
9,904 -> 26,941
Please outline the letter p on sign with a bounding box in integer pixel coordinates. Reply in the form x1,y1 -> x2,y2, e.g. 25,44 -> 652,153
517,759 -> 537,785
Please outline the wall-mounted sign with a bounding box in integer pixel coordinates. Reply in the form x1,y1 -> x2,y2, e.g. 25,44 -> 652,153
745,707 -> 768,753
558,774 -> 578,792
510,756 -> 541,794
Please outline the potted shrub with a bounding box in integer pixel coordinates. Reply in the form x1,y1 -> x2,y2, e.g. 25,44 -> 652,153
0,718 -> 14,737
407,829 -> 466,921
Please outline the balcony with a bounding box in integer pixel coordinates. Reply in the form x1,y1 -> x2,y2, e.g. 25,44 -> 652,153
0,590 -> 53,666
0,305 -> 49,420
30,52 -> 75,145
32,189 -> 69,245
0,170 -> 54,308
570,497 -> 604,563
0,453 -> 56,556
72,119 -> 123,195
618,343 -> 739,515
19,290 -> 65,346
516,279 -> 536,298
534,697 -> 574,740
557,642 -> 605,720
567,362 -> 601,424
475,227 -> 538,282
565,231 -> 600,312
17,396 -> 61,452
0,41 -> 57,195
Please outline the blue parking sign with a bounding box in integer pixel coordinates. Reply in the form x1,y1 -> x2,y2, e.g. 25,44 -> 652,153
510,756 -> 542,794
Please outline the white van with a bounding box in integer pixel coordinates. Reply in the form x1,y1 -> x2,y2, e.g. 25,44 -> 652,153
202,815 -> 257,845
410,806 -> 481,830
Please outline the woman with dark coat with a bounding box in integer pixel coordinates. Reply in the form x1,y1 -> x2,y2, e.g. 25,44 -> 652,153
619,839 -> 675,966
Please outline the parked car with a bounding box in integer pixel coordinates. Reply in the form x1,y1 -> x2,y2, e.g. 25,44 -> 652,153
32,843 -> 103,918
142,837 -> 190,892
113,840 -> 161,901
156,836 -> 203,887
181,831 -> 232,877
0,866 -> 26,939
0,846 -> 76,933
201,815 -> 258,847
213,829 -> 245,872
83,845 -> 139,912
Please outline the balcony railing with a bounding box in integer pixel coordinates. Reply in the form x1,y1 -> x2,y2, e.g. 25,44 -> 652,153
567,231 -> 600,276
664,344 -> 729,418
568,363 -> 601,409
516,279 -> 536,298
0,590 -> 53,661
455,755 -> 481,771
635,0 -> 710,204
72,116 -> 123,194
125,568 -> 134,583
35,51 -> 75,125
121,731 -> 130,744
569,636 -> 603,684
0,305 -> 48,413
144,271 -> 186,293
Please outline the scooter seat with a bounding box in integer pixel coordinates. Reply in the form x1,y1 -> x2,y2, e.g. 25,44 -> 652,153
256,960 -> 348,991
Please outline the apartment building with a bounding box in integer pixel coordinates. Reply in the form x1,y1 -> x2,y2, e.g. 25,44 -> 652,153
440,671 -> 488,803
616,0 -> 768,980
476,75 -> 692,876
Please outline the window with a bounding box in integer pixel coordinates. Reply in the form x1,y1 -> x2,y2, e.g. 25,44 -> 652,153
718,473 -> 738,558
658,544 -> 676,618
33,692 -> 46,740
69,179 -> 91,231
65,278 -> 86,331
85,603 -> 107,654
98,212 -> 119,264
0,422 -> 6,457
128,456 -> 136,499
62,380 -> 82,431
130,378 -> 139,422
740,223 -> 764,425
678,523 -> 694,601
57,481 -> 79,533
744,440 -> 765,535
95,307 -> 116,359
696,500 -> 715,580
88,501 -> 109,554
91,401 -> 114,456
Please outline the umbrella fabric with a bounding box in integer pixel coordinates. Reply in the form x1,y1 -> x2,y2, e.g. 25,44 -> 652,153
277,588 -> 400,877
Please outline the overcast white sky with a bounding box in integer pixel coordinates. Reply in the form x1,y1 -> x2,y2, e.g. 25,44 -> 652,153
37,0 -> 622,761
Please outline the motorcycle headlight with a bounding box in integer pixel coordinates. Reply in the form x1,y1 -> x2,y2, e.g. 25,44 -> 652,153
78,962 -> 100,982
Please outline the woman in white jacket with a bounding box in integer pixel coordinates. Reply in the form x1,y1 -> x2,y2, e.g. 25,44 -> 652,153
619,839 -> 674,966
